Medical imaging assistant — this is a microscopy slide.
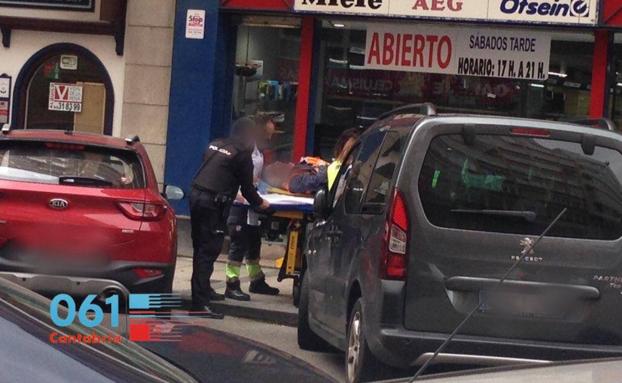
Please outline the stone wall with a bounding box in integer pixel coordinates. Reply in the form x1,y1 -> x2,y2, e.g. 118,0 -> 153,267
121,0 -> 176,185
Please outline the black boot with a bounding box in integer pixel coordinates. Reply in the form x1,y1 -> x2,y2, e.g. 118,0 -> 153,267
249,277 -> 280,295
190,303 -> 225,319
209,288 -> 225,301
225,279 -> 251,301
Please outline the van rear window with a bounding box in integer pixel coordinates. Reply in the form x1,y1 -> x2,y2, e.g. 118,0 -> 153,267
0,141 -> 145,189
418,134 -> 622,240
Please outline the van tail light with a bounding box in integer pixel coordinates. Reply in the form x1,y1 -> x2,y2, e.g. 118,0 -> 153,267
117,201 -> 166,221
381,189 -> 409,280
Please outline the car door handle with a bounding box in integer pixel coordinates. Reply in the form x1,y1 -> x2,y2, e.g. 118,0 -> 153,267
445,276 -> 600,300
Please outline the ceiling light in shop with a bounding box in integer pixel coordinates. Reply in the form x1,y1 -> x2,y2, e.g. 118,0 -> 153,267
332,22 -> 346,28
329,58 -> 348,65
548,71 -> 568,78
529,83 -> 545,88
349,65 -> 367,70
617,83 -> 622,87
241,16 -> 300,28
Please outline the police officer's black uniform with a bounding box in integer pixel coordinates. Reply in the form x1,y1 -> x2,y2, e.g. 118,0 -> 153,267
190,126 -> 264,318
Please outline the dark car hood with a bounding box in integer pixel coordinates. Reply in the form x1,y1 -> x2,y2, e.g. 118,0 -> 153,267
391,358 -> 622,383
137,321 -> 335,383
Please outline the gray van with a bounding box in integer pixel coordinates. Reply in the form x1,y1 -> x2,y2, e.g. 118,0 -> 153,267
297,104 -> 622,383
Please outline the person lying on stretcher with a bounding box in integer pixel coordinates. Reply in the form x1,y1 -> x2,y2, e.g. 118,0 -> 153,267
262,128 -> 361,195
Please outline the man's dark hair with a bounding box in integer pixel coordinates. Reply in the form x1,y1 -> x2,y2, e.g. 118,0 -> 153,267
333,128 -> 361,159
230,117 -> 256,139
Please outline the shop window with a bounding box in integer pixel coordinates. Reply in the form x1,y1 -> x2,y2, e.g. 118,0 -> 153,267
18,45 -> 113,135
232,17 -> 301,162
314,21 -> 595,158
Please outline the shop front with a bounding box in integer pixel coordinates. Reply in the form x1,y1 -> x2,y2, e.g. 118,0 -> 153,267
164,0 -> 621,214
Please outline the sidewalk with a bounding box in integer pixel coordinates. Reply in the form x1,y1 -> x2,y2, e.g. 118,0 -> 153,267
173,218 -> 298,326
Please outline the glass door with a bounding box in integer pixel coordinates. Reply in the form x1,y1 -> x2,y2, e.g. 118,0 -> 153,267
232,16 -> 301,162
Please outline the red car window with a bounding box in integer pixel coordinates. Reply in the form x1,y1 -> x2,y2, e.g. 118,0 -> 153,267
0,141 -> 145,189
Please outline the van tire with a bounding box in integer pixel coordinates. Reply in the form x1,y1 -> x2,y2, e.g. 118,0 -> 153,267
297,274 -> 332,351
346,299 -> 389,383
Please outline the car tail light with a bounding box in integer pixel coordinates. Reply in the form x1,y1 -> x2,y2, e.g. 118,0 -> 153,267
133,268 -> 163,279
381,189 -> 409,280
117,201 -> 166,221
510,127 -> 550,137
45,142 -> 85,151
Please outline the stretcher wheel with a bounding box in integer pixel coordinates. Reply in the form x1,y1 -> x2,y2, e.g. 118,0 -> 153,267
292,277 -> 301,307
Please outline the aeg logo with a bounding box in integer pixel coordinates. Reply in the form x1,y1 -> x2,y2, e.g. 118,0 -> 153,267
411,0 -> 463,11
500,0 -> 590,17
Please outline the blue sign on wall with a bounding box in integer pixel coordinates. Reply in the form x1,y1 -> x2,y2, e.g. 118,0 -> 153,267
0,0 -> 94,11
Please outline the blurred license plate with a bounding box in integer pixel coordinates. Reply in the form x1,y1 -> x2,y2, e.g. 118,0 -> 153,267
479,290 -> 562,319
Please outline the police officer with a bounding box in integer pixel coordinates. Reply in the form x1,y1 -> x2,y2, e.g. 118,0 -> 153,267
225,115 -> 280,301
190,117 -> 269,318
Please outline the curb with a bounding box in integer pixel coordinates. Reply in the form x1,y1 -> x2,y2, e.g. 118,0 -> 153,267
211,301 -> 298,327
177,253 -> 282,271
179,295 -> 298,327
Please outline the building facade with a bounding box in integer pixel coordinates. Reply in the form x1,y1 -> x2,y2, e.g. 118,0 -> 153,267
0,0 -> 175,184
3,1 -> 622,216
163,0 -> 622,214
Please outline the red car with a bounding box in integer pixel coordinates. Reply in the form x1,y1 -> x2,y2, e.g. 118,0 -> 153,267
0,128 -> 183,295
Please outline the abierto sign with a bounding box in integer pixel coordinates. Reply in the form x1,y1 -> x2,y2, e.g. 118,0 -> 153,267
294,0 -> 598,25
365,24 -> 551,81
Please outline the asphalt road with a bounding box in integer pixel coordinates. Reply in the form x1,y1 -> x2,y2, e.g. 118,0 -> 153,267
109,313 -> 345,381
200,317 -> 346,382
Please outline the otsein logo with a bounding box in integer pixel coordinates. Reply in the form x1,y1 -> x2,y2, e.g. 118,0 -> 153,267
500,0 -> 590,17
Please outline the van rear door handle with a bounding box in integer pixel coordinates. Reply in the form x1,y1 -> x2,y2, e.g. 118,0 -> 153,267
445,276 -> 600,300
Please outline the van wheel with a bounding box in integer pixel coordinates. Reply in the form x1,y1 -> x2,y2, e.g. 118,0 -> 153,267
346,299 -> 389,383
297,274 -> 332,351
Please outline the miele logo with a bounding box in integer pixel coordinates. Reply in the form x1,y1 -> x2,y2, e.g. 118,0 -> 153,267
299,0 -> 384,9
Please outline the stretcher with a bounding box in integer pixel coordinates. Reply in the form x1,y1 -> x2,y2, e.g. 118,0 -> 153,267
234,187 -> 314,306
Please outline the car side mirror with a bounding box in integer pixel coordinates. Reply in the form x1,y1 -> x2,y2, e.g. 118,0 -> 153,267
313,188 -> 330,219
163,185 -> 185,201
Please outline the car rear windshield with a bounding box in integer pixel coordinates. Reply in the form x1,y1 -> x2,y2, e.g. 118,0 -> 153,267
0,141 -> 145,189
419,134 -> 622,240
